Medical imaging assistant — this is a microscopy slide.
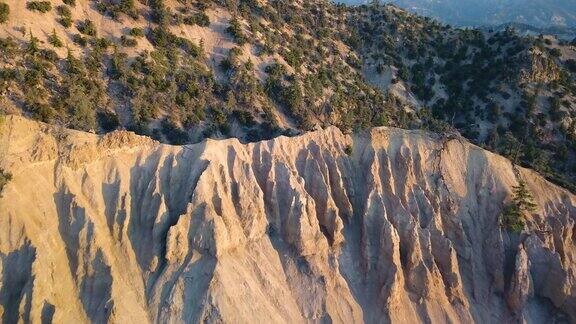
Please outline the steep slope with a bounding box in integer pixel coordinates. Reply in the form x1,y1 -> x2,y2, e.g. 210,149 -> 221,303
1,115 -> 575,323
348,4 -> 576,191
0,0 -> 575,191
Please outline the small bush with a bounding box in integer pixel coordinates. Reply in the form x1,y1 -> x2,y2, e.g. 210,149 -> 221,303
97,111 -> 120,132
57,5 -> 72,27
59,16 -> 72,27
72,34 -> 87,47
95,37 -> 113,49
227,17 -> 247,45
77,19 -> 97,37
63,0 -> 76,6
26,1 -> 52,13
344,144 -> 353,156
96,0 -> 138,20
232,110 -> 255,126
129,27 -> 144,38
183,12 -> 210,27
48,29 -> 63,47
120,35 -> 137,47
0,2 -> 9,24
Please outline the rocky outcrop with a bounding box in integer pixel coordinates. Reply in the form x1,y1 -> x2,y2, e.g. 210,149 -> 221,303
520,47 -> 561,84
0,116 -> 575,323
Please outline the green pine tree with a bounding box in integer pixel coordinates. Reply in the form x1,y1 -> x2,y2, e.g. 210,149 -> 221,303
27,30 -> 39,54
502,179 -> 537,233
512,180 -> 537,213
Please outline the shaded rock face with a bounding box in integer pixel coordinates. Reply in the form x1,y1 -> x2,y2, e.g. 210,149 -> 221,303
0,116 -> 575,323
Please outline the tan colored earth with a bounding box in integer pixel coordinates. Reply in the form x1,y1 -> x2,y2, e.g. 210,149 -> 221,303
0,115 -> 575,323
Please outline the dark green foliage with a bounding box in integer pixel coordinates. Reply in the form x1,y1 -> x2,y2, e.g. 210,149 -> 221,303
283,48 -> 303,68
72,34 -> 87,47
48,29 -> 63,48
227,17 -> 247,45
161,119 -> 189,144
549,48 -> 561,58
96,0 -> 138,20
97,111 -> 120,132
232,110 -> 255,126
120,35 -> 137,47
129,27 -> 145,38
184,12 -> 210,27
501,204 -> 524,233
57,5 -> 73,27
501,180 -> 537,233
344,144 -> 353,156
0,2 -> 9,23
26,1 -> 51,13
149,0 -> 170,25
77,19 -> 97,37
63,0 -> 76,7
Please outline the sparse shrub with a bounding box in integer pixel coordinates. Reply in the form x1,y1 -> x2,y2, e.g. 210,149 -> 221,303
77,19 -> 97,37
129,27 -> 144,38
63,0 -> 76,7
344,144 -> 353,156
97,111 -> 120,132
0,2 -> 9,24
232,110 -> 255,126
150,0 -> 170,25
549,48 -> 561,57
26,1 -> 52,13
184,12 -> 210,27
72,34 -> 87,47
95,37 -> 113,49
48,29 -> 63,47
120,35 -> 137,47
96,0 -> 138,20
227,16 -> 247,45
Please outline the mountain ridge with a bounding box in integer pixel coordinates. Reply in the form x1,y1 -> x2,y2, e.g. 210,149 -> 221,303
339,0 -> 576,29
0,0 -> 575,192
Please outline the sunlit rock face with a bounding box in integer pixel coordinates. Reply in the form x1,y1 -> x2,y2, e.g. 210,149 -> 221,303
0,116 -> 575,323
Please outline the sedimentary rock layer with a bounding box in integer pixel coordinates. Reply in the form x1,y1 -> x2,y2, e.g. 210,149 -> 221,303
0,116 -> 574,323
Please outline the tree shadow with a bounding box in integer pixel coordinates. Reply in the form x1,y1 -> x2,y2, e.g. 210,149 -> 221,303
0,242 -> 36,324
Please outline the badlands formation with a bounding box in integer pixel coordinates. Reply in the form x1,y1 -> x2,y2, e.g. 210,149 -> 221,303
0,115 -> 575,323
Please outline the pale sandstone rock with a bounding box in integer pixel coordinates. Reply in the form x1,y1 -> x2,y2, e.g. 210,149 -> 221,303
506,245 -> 533,314
0,116 -> 575,323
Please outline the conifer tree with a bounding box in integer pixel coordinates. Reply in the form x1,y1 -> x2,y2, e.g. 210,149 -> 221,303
48,28 -> 63,48
512,180 -> 537,213
502,179 -> 537,233
27,30 -> 39,54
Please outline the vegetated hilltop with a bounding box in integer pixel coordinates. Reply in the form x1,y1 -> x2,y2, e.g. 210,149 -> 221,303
348,4 -> 576,191
0,0 -> 395,143
0,0 -> 575,191
1,115 -> 575,323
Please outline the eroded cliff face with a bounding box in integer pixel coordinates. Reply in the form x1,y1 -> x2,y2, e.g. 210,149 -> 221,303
0,116 -> 574,323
